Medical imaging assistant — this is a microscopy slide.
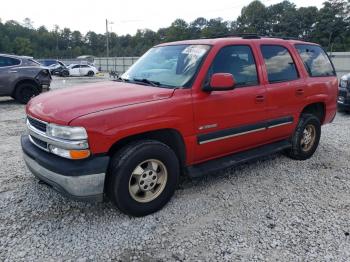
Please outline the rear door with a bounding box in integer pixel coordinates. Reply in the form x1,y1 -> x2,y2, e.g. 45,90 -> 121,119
192,44 -> 268,162
257,44 -> 304,140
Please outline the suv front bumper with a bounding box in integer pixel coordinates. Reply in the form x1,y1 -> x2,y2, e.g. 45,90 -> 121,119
21,135 -> 109,202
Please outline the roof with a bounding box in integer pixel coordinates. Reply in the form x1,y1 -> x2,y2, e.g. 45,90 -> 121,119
0,53 -> 34,59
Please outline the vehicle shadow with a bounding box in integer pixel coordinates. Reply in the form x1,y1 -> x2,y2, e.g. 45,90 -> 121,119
0,97 -> 20,105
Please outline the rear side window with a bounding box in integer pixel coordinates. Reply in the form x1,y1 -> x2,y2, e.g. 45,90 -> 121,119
0,56 -> 21,67
261,45 -> 298,83
209,45 -> 259,87
295,44 -> 335,77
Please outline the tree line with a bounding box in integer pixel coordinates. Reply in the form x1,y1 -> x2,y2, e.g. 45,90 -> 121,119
0,0 -> 349,59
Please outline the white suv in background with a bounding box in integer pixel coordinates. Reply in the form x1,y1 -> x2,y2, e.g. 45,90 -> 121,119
68,64 -> 98,77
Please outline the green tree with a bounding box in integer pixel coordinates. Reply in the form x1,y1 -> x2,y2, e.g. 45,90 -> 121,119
13,37 -> 32,55
313,0 -> 349,51
237,0 -> 268,34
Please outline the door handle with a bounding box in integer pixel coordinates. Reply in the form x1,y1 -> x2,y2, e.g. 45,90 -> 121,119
296,88 -> 304,96
8,70 -> 17,73
255,95 -> 265,103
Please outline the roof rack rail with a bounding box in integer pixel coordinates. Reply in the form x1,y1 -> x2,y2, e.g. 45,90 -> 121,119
201,33 -> 304,41
200,33 -> 261,39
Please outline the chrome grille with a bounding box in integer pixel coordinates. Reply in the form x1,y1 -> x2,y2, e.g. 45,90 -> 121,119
27,116 -> 47,132
26,115 -> 89,152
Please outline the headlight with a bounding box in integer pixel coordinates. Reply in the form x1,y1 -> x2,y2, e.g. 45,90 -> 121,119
340,79 -> 348,88
47,124 -> 88,140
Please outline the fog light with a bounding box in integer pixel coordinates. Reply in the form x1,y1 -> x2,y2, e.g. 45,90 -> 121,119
49,145 -> 90,160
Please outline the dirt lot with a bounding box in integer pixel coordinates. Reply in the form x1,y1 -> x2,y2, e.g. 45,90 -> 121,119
1,77 -> 350,261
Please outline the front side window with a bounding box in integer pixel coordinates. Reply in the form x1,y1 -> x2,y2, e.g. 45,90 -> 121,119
261,45 -> 298,83
295,44 -> 335,77
121,44 -> 211,88
208,45 -> 259,87
0,56 -> 21,67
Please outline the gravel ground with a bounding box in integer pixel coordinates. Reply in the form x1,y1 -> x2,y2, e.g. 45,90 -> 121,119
1,78 -> 350,261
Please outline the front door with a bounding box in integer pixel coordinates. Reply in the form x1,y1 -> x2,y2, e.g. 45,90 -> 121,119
192,44 -> 268,163
69,65 -> 81,76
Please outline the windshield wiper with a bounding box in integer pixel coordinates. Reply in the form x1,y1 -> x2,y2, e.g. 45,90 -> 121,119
133,78 -> 160,87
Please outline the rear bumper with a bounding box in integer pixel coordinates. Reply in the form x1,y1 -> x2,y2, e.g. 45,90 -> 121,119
21,135 -> 109,202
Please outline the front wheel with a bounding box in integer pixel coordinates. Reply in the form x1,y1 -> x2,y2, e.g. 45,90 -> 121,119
87,71 -> 94,77
61,70 -> 69,77
285,114 -> 321,160
14,83 -> 40,104
107,140 -> 180,217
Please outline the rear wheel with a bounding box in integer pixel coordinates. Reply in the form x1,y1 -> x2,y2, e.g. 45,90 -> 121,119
14,83 -> 40,104
107,140 -> 180,217
285,114 -> 321,160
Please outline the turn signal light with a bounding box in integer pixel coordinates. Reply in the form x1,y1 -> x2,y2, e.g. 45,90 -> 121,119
69,149 -> 91,160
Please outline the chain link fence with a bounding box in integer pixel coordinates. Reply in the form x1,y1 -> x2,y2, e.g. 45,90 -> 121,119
93,57 -> 139,74
330,52 -> 350,77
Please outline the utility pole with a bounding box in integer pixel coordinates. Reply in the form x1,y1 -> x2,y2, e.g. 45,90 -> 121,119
106,19 -> 109,72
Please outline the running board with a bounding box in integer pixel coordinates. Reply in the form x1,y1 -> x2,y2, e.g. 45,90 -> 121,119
186,140 -> 291,178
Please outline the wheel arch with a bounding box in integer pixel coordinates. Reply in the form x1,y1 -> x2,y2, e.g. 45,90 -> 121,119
107,128 -> 187,169
300,102 -> 326,124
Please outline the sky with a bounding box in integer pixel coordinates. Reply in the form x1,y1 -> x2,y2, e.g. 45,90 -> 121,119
0,0 -> 325,35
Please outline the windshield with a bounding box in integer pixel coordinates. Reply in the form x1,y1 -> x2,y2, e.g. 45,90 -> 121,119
121,44 -> 210,88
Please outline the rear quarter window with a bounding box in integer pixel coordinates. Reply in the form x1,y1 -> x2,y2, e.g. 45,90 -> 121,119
295,44 -> 336,77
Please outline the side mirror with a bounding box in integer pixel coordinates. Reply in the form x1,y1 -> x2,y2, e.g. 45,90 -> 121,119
204,73 -> 236,92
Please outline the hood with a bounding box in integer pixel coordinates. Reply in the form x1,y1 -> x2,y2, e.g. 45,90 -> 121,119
27,81 -> 175,125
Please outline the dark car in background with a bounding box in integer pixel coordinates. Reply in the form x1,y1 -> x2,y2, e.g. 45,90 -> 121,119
0,54 -> 51,103
338,73 -> 350,112
38,59 -> 69,77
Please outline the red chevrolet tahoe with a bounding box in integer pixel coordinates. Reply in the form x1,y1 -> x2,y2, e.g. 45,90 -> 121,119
21,36 -> 338,216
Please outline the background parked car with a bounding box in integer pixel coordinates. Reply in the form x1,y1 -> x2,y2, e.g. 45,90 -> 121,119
0,54 -> 51,103
68,64 -> 98,77
338,73 -> 350,112
38,59 -> 69,77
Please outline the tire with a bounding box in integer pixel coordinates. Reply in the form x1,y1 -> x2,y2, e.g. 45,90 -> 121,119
107,140 -> 180,217
14,83 -> 40,104
61,70 -> 69,77
284,114 -> 321,160
87,71 -> 94,77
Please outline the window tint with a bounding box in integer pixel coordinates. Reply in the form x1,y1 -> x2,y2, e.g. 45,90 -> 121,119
0,56 -> 21,67
295,44 -> 335,77
72,65 -> 80,69
209,45 -> 258,86
261,45 -> 298,83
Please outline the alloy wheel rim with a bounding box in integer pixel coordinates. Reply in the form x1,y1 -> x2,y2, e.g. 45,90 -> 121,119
301,124 -> 316,152
128,159 -> 168,203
